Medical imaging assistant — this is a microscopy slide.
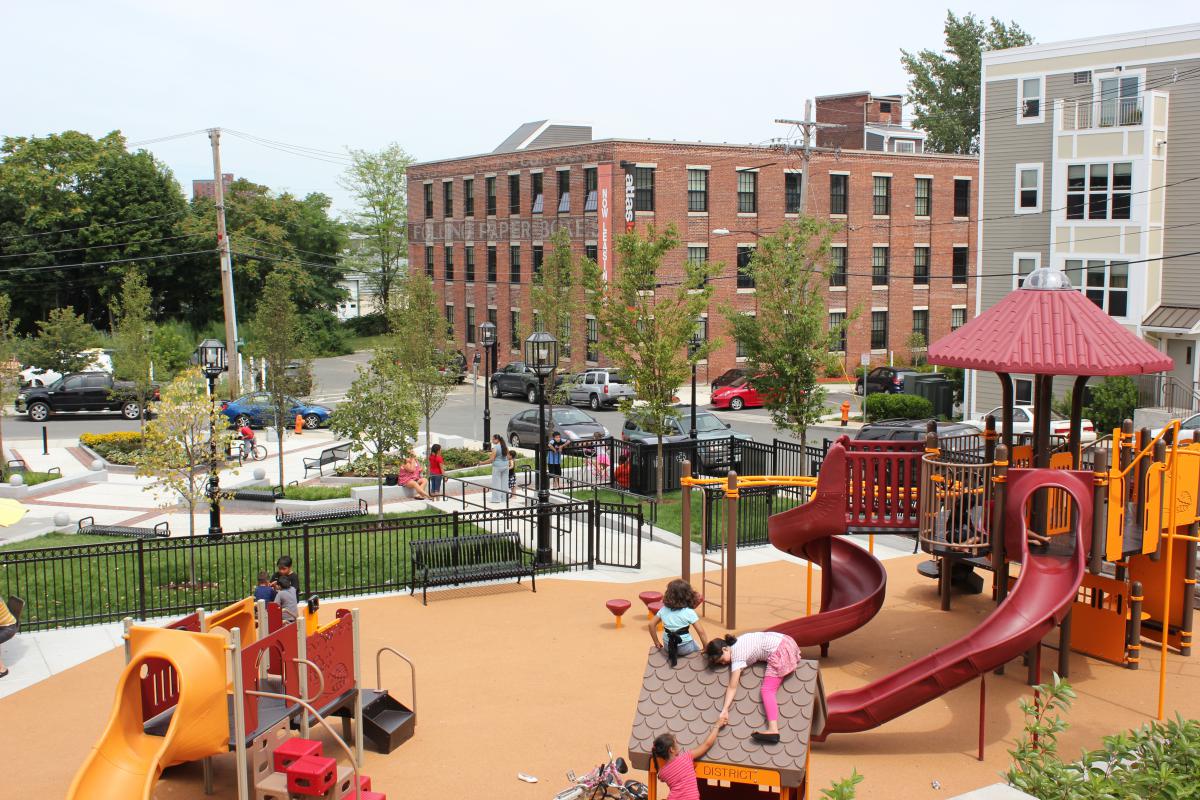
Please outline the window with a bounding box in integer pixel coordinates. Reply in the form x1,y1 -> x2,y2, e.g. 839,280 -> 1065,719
508,174 -> 520,214
531,173 -> 543,214
1015,378 -> 1033,405
914,178 -> 932,217
487,309 -> 498,341
466,307 -> 476,343
445,304 -> 455,331
692,317 -> 707,355
531,311 -> 542,333
830,174 -> 848,215
954,178 -> 971,218
828,312 -> 846,352
1015,255 -> 1038,288
737,171 -> 758,214
736,246 -> 755,289
736,337 -> 747,359
892,140 -> 916,153
486,177 -> 497,215
687,169 -> 708,212
872,246 -> 889,286
951,307 -> 966,330
510,311 -> 521,349
1072,259 -> 1129,317
1074,70 -> 1092,84
424,245 -> 434,278
687,245 -> 708,286
785,172 -> 803,214
872,176 -> 891,216
423,183 -> 433,219
443,181 -> 453,218
561,319 -> 571,357
444,246 -> 454,281
634,167 -> 655,212
1016,164 -> 1041,213
952,246 -> 969,285
912,309 -> 929,341
829,246 -> 847,287
557,170 -> 570,214
1099,75 -> 1141,127
1020,76 -> 1043,121
913,247 -> 929,286
586,317 -> 598,362
487,245 -> 497,283
532,245 -> 543,278
585,244 -> 597,262
509,245 -> 521,284
1067,162 -> 1132,220
464,178 -> 474,216
465,247 -> 476,282
879,101 -> 892,113
871,311 -> 888,350
584,167 -> 597,212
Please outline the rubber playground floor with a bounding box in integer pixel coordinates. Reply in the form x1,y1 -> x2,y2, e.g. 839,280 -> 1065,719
5,555 -> 1200,799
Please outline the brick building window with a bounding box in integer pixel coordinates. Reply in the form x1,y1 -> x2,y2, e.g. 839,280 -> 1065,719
509,245 -> 521,284
532,245 -> 543,279
634,167 -> 655,212
828,312 -> 846,352
561,318 -> 572,358
531,173 -> 544,214
486,177 -> 497,215
444,246 -> 454,281
830,174 -> 848,215
872,246 -> 889,286
584,168 -> 597,212
913,247 -> 929,286
736,337 -> 748,359
688,169 -> 708,212
737,171 -> 758,214
558,170 -> 570,214
872,176 -> 891,216
508,174 -> 520,214
487,245 -> 497,283
423,184 -> 433,219
586,317 -> 599,362
1067,162 -> 1132,220
688,245 -> 708,286
585,244 -> 597,261
951,307 -> 966,330
510,310 -> 521,350
785,173 -> 803,214
464,178 -> 474,217
443,181 -> 453,218
488,309 -> 498,342
445,304 -> 454,332
736,246 -> 755,289
954,178 -> 970,217
870,311 -> 888,350
915,178 -> 932,217
531,311 -> 542,333
912,309 -> 929,341
952,246 -> 969,285
465,247 -> 476,282
829,246 -> 847,287
466,307 -> 476,343
424,245 -> 434,278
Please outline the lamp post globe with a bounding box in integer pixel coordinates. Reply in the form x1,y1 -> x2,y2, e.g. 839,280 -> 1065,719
194,339 -> 227,539
480,321 -> 497,449
524,331 -> 559,566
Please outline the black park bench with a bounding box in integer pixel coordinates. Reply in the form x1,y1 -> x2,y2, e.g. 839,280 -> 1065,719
409,530 -> 535,605
77,516 -> 170,539
303,444 -> 352,478
276,498 -> 368,526
231,485 -> 284,503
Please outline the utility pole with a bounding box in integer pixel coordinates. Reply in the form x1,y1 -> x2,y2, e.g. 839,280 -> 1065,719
775,100 -> 844,214
209,128 -> 240,398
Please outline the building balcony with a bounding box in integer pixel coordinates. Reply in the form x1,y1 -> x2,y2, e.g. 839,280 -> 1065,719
1059,96 -> 1144,131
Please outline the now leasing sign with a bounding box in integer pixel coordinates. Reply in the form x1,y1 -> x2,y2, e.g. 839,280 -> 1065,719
598,162 -> 613,282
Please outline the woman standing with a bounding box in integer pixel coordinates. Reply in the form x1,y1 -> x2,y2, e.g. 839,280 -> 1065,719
705,632 -> 802,744
484,434 -> 510,503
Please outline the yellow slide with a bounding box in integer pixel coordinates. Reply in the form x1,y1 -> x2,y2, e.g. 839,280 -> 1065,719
67,626 -> 231,800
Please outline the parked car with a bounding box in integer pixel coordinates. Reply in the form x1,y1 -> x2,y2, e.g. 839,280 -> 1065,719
20,348 -> 114,388
566,368 -> 636,410
490,362 -> 541,402
963,405 -> 1097,444
506,406 -> 609,448
623,405 -> 753,472
436,350 -> 468,384
711,373 -> 771,410
855,418 -> 981,442
1153,413 -> 1200,440
220,392 -> 332,429
16,372 -> 158,422
855,366 -> 919,396
710,368 -> 748,394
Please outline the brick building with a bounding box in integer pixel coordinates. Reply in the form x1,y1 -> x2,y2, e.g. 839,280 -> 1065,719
192,173 -> 234,200
815,91 -> 927,153
408,121 -> 977,380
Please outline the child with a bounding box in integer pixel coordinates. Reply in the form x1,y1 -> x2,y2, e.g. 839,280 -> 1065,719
651,579 -> 707,666
591,432 -> 610,479
272,555 -> 300,597
652,722 -> 723,800
274,575 -> 298,623
507,449 -> 518,492
253,570 -> 276,602
706,631 -> 803,744
547,432 -> 564,487
428,444 -> 445,496
614,452 -> 631,489
239,423 -> 256,459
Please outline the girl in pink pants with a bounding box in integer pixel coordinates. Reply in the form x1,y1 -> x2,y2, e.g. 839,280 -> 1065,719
706,632 -> 802,744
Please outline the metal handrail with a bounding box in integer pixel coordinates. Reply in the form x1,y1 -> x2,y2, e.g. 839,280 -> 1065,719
291,656 -> 326,703
244,689 -> 362,799
375,646 -> 417,712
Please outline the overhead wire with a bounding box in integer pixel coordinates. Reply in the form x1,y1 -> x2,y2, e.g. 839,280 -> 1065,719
0,234 -> 201,260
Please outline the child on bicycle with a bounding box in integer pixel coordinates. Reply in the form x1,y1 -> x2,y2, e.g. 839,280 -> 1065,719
239,423 -> 256,459
650,579 -> 707,666
651,721 -> 723,800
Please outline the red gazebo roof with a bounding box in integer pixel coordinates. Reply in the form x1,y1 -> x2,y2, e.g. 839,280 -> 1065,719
929,285 -> 1172,376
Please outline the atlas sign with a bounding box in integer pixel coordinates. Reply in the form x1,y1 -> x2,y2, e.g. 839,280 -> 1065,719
624,171 -> 636,232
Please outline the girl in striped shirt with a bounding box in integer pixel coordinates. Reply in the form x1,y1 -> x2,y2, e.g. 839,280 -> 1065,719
705,632 -> 802,745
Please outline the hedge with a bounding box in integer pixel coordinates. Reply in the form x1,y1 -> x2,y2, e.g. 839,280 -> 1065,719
80,431 -> 144,464
864,393 -> 933,421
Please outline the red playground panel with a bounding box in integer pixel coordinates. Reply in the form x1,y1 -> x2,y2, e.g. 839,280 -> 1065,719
286,754 -> 338,796
273,737 -> 322,773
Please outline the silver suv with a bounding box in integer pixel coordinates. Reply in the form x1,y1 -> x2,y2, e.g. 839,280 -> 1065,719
567,369 -> 636,410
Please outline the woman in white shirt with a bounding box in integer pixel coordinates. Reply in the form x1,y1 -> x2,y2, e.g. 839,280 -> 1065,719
705,632 -> 802,744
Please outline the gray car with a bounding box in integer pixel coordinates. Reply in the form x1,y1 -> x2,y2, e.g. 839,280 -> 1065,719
506,406 -> 610,448
621,405 -> 752,471
568,368 -> 637,410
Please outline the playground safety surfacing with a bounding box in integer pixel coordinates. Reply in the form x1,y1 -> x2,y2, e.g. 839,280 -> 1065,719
5,556 -> 1200,800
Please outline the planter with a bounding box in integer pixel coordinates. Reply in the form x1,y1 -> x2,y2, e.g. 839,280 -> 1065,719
0,469 -> 107,499
351,485 -> 416,504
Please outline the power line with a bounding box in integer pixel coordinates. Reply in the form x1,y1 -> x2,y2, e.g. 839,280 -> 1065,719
221,129 -> 353,166
0,234 -> 201,260
0,210 -> 188,243
126,129 -> 209,147
222,129 -> 352,160
0,249 -> 216,276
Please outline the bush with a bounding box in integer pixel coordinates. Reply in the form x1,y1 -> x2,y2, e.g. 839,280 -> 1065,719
1085,376 -> 1136,437
343,312 -> 389,337
439,447 -> 493,471
864,393 -> 933,421
302,310 -> 352,357
334,452 -> 407,478
80,431 -> 144,464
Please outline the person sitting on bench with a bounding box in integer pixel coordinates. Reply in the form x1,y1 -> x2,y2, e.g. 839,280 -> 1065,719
396,454 -> 433,500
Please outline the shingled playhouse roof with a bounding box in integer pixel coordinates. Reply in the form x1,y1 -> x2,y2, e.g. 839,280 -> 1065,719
628,649 -> 826,788
928,284 -> 1172,377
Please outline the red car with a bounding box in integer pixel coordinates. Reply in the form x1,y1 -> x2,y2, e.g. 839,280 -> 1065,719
711,380 -> 763,410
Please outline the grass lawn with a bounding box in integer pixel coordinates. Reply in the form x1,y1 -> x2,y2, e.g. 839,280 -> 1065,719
348,334 -> 390,352
8,470 -> 61,487
569,487 -> 704,542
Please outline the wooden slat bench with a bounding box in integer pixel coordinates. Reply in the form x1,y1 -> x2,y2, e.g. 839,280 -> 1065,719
232,485 -> 284,503
276,498 -> 368,526
77,516 -> 170,539
409,531 -> 536,605
303,444 -> 352,477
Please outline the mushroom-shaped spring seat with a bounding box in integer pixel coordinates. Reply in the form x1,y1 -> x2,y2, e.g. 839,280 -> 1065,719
639,590 -> 663,619
606,599 -> 632,629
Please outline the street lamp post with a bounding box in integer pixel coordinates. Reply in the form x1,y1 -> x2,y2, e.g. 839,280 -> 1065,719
688,330 -> 701,441
480,321 -> 496,450
196,338 -> 227,539
525,331 -> 559,566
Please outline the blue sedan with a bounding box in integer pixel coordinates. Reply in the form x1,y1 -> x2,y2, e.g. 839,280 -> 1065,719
220,392 -> 332,429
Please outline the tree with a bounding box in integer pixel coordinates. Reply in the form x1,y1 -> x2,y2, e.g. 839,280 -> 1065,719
387,272 -> 455,458
531,227 -> 588,401
906,332 -> 928,366
1085,376 -> 1137,437
341,144 -> 414,313
725,221 -> 844,450
0,295 -> 20,463
23,307 -> 95,376
246,269 -> 310,489
329,357 -> 420,519
585,224 -> 714,499
110,270 -> 156,435
901,12 -> 1033,154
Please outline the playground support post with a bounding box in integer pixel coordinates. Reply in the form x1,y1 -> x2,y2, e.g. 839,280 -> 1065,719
1069,376 -> 1088,467
229,627 -> 250,800
1147,434 -> 1163,562
1183,526 -> 1196,657
351,609 -> 364,768
1157,425 -> 1182,721
726,470 -> 739,631
297,605 -> 310,739
977,672 -> 986,761
681,461 -> 692,584
991,446 -> 1009,676
1128,581 -> 1143,670
998,373 -> 1015,455
1089,449 -> 1109,576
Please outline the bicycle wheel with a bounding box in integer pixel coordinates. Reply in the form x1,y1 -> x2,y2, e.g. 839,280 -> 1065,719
252,445 -> 268,460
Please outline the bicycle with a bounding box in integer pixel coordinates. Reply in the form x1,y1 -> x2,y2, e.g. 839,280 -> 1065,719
555,746 -> 647,800
230,441 -> 267,462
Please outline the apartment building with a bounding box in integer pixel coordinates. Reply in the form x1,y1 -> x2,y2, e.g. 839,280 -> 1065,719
973,24 -> 1200,416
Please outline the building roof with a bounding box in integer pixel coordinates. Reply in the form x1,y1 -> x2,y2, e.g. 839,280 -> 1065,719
1142,305 -> 1200,333
627,649 -> 826,788
815,90 -> 902,102
928,282 -> 1173,376
492,121 -> 592,153
865,124 -> 927,139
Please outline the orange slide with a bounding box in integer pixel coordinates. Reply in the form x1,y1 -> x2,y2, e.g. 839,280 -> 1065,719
67,626 -> 231,800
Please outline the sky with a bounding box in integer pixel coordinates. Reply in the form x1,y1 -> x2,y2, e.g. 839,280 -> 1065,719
4,1 -> 1198,217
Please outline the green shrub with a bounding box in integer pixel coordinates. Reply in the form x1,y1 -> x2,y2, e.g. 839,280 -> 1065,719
439,447 -> 493,470
281,484 -> 353,500
864,393 -> 933,421
343,312 -> 389,337
80,431 -> 144,464
302,310 -> 352,357
1085,376 -> 1136,437
334,452 -> 406,478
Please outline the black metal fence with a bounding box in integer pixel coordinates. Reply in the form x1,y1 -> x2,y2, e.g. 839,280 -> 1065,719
702,485 -> 811,552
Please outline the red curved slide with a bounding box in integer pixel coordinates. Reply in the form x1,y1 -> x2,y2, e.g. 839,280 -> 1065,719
814,468 -> 1092,741
766,443 -> 888,651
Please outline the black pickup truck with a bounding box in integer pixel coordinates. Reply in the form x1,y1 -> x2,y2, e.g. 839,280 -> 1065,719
16,372 -> 158,422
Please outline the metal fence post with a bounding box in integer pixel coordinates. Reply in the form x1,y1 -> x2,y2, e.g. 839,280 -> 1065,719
681,460 -> 692,584
587,499 -> 596,569
726,470 -> 738,631
452,510 -> 460,539
301,524 -> 311,598
137,538 -> 147,621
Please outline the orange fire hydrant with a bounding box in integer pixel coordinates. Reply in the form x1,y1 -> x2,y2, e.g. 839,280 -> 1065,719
294,413 -> 304,435
841,400 -> 850,427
